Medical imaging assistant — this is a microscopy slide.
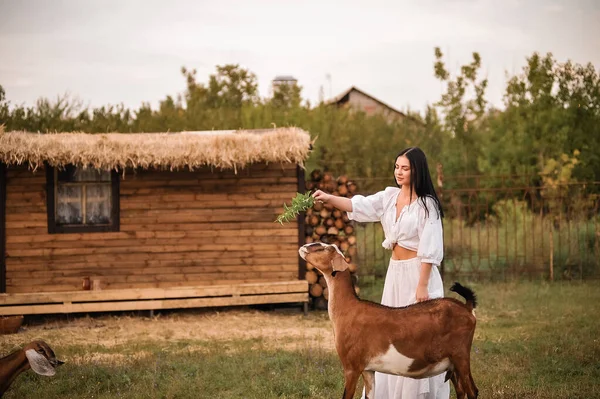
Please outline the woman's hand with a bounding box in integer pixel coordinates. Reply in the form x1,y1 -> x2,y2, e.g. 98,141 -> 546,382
311,190 -> 353,212
416,284 -> 429,302
312,190 -> 331,203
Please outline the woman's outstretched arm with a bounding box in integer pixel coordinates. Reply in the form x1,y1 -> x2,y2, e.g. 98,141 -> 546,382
312,189 -> 353,212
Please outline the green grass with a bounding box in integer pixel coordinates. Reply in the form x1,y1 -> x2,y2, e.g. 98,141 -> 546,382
5,338 -> 345,399
466,281 -> 600,398
9,343 -> 343,399
4,281 -> 600,399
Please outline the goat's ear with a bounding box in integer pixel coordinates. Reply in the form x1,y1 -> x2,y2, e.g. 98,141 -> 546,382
25,349 -> 56,376
330,253 -> 349,272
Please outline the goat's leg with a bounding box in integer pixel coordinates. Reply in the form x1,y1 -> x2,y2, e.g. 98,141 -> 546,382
452,353 -> 478,399
342,369 -> 361,399
464,364 -> 478,399
465,333 -> 478,398
453,357 -> 478,399
450,369 -> 465,399
468,371 -> 478,399
362,370 -> 375,399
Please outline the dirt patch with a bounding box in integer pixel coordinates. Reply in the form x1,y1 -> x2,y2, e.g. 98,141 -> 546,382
1,309 -> 336,357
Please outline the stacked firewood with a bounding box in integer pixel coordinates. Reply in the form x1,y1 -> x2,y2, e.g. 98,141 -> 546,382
304,170 -> 360,310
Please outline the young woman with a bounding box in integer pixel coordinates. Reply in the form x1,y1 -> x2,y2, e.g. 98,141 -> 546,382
312,147 -> 449,399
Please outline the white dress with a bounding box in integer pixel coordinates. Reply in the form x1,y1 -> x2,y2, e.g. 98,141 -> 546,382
348,186 -> 450,399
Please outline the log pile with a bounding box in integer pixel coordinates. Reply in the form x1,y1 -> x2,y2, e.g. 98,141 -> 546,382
304,170 -> 360,309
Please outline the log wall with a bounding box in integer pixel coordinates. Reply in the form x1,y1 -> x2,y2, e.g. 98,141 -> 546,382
4,163 -> 300,293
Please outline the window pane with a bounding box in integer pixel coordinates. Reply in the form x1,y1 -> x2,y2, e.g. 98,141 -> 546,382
56,185 -> 83,224
86,185 -> 111,224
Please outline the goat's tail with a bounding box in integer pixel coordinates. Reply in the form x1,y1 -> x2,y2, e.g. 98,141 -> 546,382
450,282 -> 477,311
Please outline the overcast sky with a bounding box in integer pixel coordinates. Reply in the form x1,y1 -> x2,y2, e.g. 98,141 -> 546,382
1,0 -> 598,114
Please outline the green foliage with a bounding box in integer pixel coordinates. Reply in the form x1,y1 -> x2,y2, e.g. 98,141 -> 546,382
275,191 -> 315,225
541,150 -> 580,198
207,64 -> 259,108
270,81 -> 303,109
433,47 -> 488,177
482,53 -> 600,181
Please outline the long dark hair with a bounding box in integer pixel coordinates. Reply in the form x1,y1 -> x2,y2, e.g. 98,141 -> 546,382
395,147 -> 444,219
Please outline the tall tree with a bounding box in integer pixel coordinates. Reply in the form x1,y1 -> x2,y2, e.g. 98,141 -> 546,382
270,81 -> 303,110
433,47 -> 488,177
206,64 -> 258,109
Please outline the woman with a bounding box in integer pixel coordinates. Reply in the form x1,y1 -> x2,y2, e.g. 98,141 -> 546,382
312,147 -> 449,399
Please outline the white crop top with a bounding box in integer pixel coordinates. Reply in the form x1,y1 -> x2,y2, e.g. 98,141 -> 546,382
347,186 -> 444,266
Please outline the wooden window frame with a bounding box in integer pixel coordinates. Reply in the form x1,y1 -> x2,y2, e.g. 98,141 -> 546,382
46,163 -> 120,234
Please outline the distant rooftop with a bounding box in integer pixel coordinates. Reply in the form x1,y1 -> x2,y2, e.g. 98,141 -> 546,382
328,86 -> 407,119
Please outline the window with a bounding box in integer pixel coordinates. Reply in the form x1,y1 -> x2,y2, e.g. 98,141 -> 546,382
46,164 -> 119,233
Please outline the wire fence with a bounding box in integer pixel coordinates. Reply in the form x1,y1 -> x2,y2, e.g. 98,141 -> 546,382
353,176 -> 600,289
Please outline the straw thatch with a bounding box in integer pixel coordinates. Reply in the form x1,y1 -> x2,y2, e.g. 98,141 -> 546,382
0,127 -> 312,172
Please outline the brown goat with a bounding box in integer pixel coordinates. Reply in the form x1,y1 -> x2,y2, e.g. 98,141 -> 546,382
0,340 -> 64,397
299,242 -> 478,399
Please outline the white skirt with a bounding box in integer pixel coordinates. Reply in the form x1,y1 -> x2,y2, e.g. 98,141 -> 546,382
363,257 -> 450,399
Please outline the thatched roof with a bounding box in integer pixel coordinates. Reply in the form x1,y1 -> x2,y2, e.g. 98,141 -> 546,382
0,127 -> 312,172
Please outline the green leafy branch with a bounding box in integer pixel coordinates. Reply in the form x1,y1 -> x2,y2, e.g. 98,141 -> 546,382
275,191 -> 315,225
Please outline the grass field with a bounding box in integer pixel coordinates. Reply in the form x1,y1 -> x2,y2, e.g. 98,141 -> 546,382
2,281 -> 599,398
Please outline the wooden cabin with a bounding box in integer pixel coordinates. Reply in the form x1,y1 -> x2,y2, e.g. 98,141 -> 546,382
0,128 -> 310,315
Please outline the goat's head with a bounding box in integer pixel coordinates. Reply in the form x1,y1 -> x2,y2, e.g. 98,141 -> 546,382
24,340 -> 64,376
299,243 -> 348,276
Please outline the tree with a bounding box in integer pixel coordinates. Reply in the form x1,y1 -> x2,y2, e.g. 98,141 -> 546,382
179,64 -> 259,130
270,81 -> 303,109
206,64 -> 258,109
433,47 -> 488,177
0,85 -> 8,126
489,53 -> 600,181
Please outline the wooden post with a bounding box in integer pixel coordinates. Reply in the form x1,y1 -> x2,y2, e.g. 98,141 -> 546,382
297,165 -> 307,281
549,218 -> 554,282
0,163 -> 6,293
45,162 -> 56,234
